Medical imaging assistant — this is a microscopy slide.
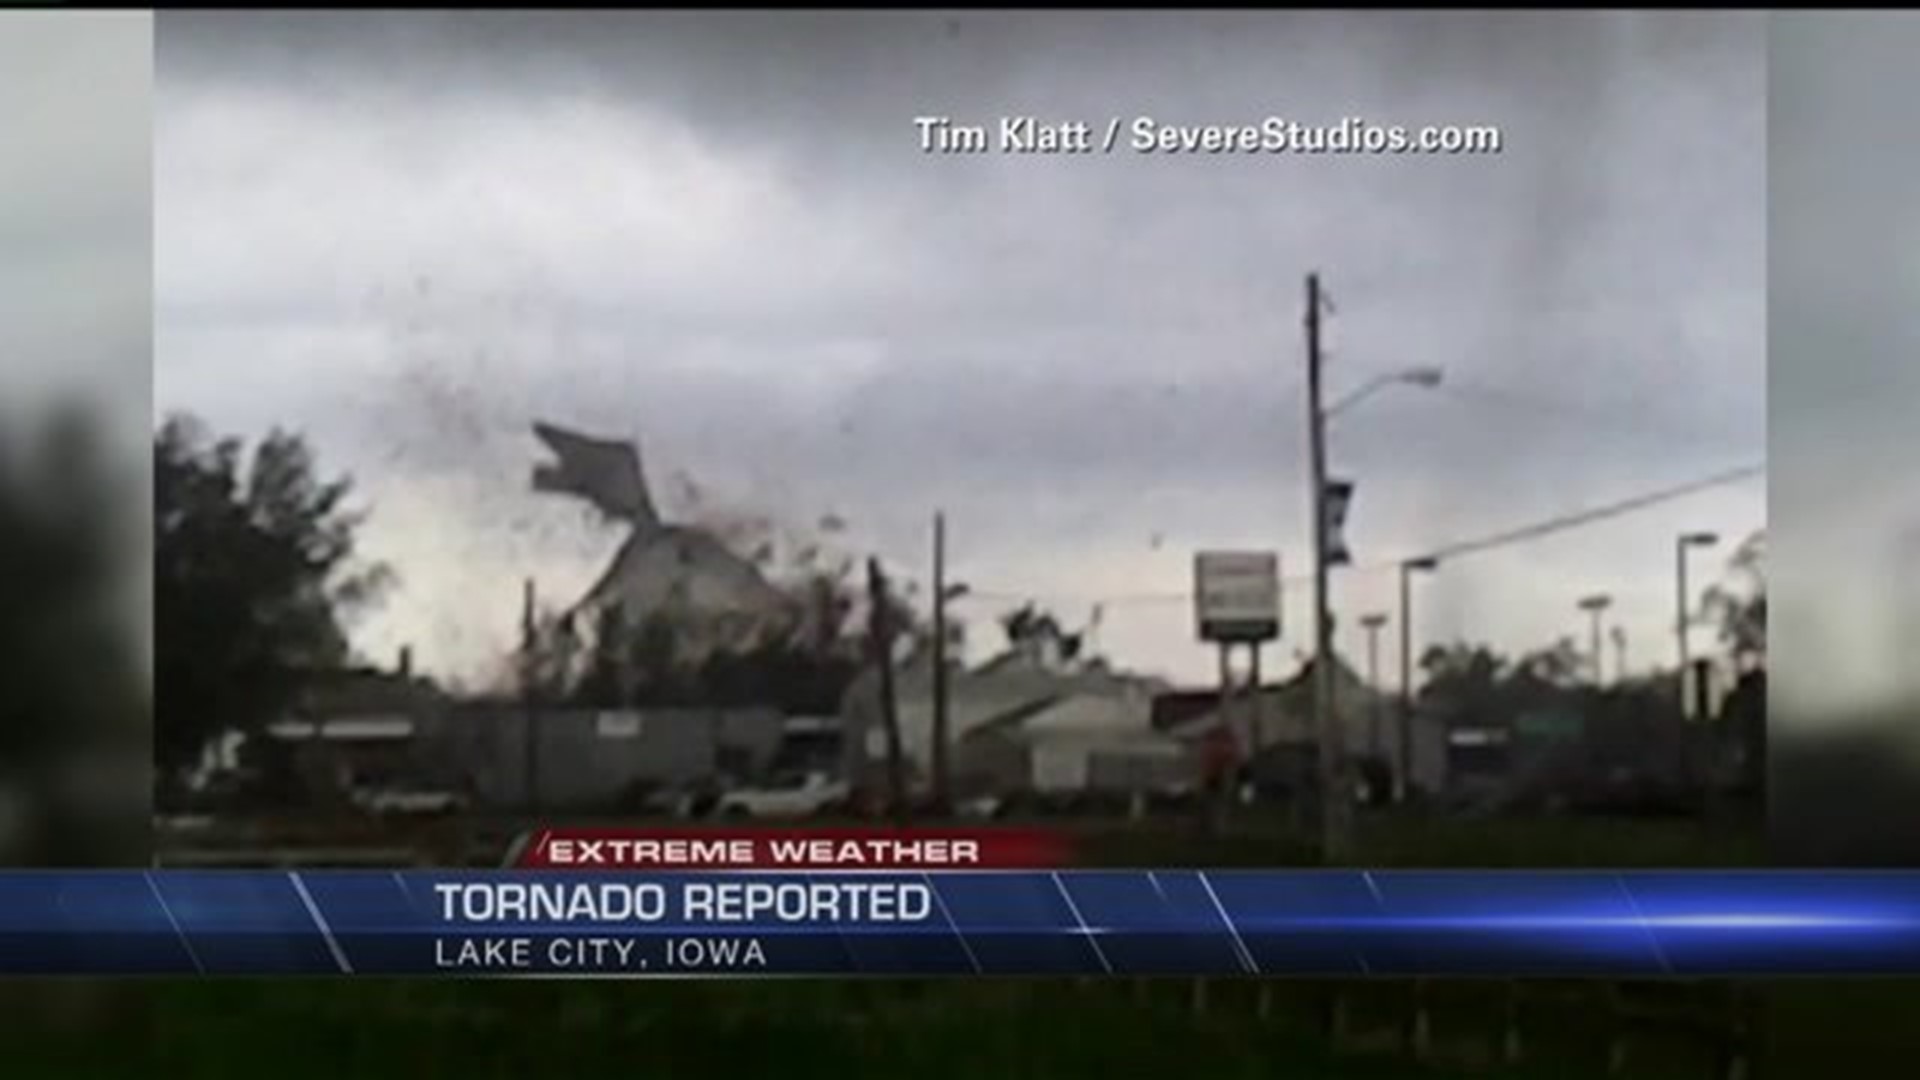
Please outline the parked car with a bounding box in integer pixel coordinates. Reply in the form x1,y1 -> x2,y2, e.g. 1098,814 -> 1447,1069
350,785 -> 468,817
955,793 -> 1008,820
635,778 -> 723,820
714,771 -> 848,819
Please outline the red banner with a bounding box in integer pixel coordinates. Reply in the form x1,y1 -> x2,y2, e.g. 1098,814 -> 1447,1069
511,827 -> 1072,870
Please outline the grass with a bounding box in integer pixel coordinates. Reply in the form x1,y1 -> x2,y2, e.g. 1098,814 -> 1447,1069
4,978 -> 1729,1080
10,955 -> 1918,1078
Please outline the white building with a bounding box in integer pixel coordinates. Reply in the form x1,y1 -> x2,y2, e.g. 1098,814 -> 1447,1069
1155,655 -> 1450,796
840,641 -> 1178,795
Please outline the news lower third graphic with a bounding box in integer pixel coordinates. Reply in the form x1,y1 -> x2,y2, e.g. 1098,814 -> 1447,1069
3,869 -> 1919,976
509,827 -> 1072,869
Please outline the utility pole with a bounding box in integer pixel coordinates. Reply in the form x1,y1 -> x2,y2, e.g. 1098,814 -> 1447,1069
1361,613 -> 1388,758
1611,625 -> 1629,684
1677,538 -> 1691,715
931,512 -> 951,812
1248,643 -> 1265,755
1214,643 -> 1236,830
1306,272 -> 1351,862
1210,643 -> 1261,830
867,557 -> 906,819
520,578 -> 540,811
1396,557 -> 1438,803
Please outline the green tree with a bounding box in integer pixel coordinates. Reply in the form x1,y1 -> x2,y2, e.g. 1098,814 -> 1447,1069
1417,642 -> 1509,719
1512,637 -> 1583,687
1706,529 -> 1766,669
153,415 -> 389,791
1418,638 -> 1590,729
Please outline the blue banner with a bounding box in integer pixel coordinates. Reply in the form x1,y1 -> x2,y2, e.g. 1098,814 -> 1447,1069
2,870 -> 1918,975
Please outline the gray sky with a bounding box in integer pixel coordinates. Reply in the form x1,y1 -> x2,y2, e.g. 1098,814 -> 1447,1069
155,12 -> 1765,687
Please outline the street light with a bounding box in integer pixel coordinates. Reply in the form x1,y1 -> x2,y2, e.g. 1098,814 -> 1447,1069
1306,276 -> 1444,859
1676,531 -> 1720,720
1396,556 -> 1440,802
1578,593 -> 1613,687
1359,613 -> 1390,758
1326,365 -> 1447,420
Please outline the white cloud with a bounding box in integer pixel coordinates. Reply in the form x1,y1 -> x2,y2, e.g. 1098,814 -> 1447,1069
158,85 -> 918,325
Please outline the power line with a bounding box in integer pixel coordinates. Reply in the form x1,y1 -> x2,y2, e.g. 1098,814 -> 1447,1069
962,561 -> 1396,608
956,462 -> 1764,609
1421,462 -> 1764,563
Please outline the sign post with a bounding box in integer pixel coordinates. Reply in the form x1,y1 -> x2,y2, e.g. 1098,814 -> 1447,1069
1195,552 -> 1282,645
1195,552 -> 1281,825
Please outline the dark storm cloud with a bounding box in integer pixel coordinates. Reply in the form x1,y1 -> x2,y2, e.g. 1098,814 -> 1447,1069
156,11 -> 1765,680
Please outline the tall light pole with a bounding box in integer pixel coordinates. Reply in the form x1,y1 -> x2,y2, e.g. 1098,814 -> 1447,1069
1578,593 -> 1613,688
1305,273 -> 1445,857
1360,613 -> 1389,758
1676,531 -> 1719,720
1305,273 -> 1347,861
1396,556 -> 1439,803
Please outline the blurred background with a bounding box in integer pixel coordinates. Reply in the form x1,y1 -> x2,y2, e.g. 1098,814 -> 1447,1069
0,7 -> 153,1054
1770,13 -> 1920,867
1761,10 -> 1920,1074
0,11 -> 151,869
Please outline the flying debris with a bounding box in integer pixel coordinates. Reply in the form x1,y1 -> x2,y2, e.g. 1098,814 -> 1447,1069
531,422 -> 661,531
530,421 -> 793,659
